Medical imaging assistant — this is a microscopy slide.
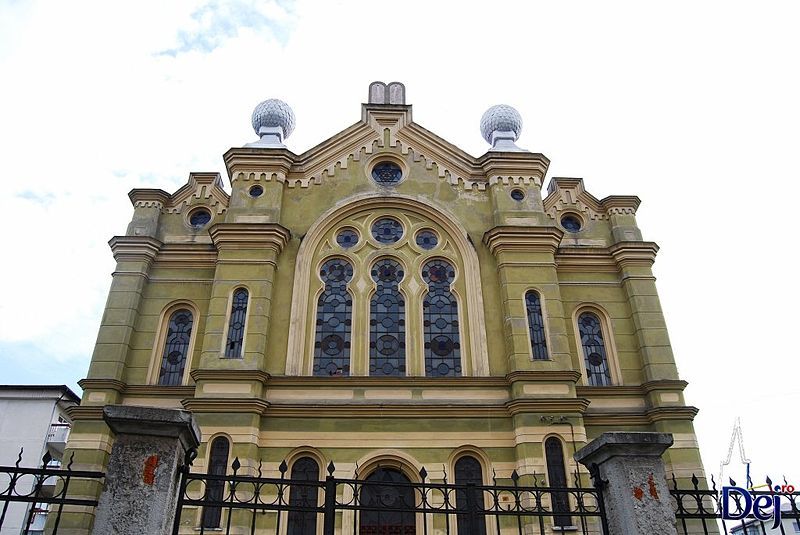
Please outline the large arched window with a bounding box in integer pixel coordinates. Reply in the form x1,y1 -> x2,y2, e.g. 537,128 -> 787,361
422,259 -> 461,377
313,258 -> 353,376
525,290 -> 548,360
201,436 -> 230,529
360,468 -> 415,533
287,457 -> 320,535
577,311 -> 612,386
370,258 -> 406,376
545,437 -> 572,528
158,309 -> 194,386
455,456 -> 487,535
224,288 -> 248,358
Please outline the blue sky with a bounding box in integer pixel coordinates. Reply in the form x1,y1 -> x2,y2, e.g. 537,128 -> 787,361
1,0 -> 799,483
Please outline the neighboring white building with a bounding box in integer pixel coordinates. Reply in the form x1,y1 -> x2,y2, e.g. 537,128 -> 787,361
0,385 -> 79,535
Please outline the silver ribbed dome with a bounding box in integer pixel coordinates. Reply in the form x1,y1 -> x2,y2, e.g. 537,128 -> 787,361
251,98 -> 296,139
480,104 -> 522,144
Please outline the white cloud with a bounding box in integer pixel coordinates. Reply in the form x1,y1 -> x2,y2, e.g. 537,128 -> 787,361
1,0 -> 799,482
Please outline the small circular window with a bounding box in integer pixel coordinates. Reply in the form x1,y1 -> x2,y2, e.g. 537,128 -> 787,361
561,215 -> 582,232
249,185 -> 264,197
189,208 -> 212,229
336,228 -> 359,248
371,218 -> 403,244
415,229 -> 438,250
371,161 -> 403,185
510,189 -> 525,201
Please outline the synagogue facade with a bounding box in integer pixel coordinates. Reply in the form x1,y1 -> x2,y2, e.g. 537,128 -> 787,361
66,82 -> 705,533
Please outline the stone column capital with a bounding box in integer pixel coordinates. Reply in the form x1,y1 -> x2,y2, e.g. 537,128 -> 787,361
103,405 -> 201,453
574,431 -> 673,466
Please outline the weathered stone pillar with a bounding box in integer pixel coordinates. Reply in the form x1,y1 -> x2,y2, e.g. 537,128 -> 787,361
574,432 -> 677,535
92,405 -> 200,535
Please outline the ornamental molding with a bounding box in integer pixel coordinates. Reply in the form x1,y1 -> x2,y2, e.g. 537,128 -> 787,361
129,173 -> 231,215
224,106 -> 549,192
208,223 -> 291,253
543,177 -> 641,222
108,236 -> 162,264
482,226 -> 564,256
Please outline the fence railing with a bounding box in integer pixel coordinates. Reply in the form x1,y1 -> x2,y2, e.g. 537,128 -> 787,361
670,474 -> 800,535
0,449 -> 105,535
173,457 -> 609,535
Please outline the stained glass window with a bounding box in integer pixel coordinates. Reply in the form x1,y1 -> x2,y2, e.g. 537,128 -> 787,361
578,312 -> 612,386
287,457 -> 320,535
224,288 -> 248,358
369,258 -> 405,376
313,258 -> 353,376
455,456 -> 487,535
415,229 -> 438,250
201,437 -> 229,529
545,437 -> 572,527
189,209 -> 211,228
561,215 -> 582,232
371,161 -> 403,184
422,259 -> 461,377
336,228 -> 359,248
158,309 -> 193,386
525,290 -> 548,360
371,218 -> 403,244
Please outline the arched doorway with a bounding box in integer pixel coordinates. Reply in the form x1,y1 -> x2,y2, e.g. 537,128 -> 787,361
359,468 -> 415,534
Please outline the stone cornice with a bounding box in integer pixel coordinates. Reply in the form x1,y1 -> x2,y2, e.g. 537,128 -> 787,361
79,379 -> 127,393
577,381 -> 688,398
608,241 -> 660,267
154,244 -> 217,269
128,188 -> 170,208
108,236 -> 162,264
191,369 -> 272,385
477,151 -> 550,187
65,406 -> 105,421
505,370 -> 582,384
555,247 -> 621,273
505,398 -> 591,415
582,405 -> 699,426
544,177 -> 641,222
646,406 -> 699,422
208,223 -> 291,253
78,379 -> 197,398
181,398 -> 271,415
482,226 -> 564,256
223,147 -> 296,182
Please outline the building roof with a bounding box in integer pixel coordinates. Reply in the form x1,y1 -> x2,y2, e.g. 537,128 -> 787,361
0,385 -> 80,403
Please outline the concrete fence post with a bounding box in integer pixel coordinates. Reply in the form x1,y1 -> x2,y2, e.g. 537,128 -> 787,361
92,405 -> 200,535
574,432 -> 677,535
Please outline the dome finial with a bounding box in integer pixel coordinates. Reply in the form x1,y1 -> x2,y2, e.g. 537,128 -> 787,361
480,104 -> 525,152
247,98 -> 295,148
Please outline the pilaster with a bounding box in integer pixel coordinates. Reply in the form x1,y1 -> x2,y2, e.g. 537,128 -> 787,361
87,236 -> 161,382
196,223 -> 291,373
609,241 -> 680,381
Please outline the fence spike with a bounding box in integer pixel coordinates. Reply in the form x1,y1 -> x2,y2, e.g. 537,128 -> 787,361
671,473 -> 678,490
327,461 -> 335,476
257,460 -> 263,478
492,468 -> 497,485
66,452 -> 75,471
784,475 -> 790,486
419,466 -> 427,481
354,461 -> 359,479
691,474 -> 699,490
42,451 -> 52,467
766,475 -> 773,490
232,457 -> 241,472
511,470 -> 520,484
15,448 -> 23,467
442,464 -> 447,484
279,460 -> 288,475
729,477 -> 737,487
710,474 -> 717,492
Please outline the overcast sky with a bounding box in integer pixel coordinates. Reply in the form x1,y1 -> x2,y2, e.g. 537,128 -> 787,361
1,0 -> 798,484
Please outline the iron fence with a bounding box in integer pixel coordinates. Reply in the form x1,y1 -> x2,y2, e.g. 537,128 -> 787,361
0,449 -> 105,535
671,474 -> 800,535
173,455 -> 609,535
